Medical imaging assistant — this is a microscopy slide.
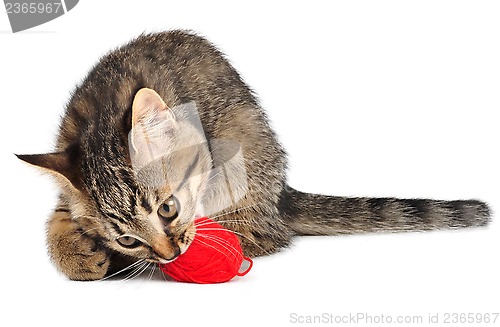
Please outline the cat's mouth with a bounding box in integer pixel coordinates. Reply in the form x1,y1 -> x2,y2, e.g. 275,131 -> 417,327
148,222 -> 196,263
146,252 -> 180,264
157,257 -> 176,264
148,242 -> 188,264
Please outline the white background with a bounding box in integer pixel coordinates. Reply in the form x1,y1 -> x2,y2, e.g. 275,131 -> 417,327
1,1 -> 499,326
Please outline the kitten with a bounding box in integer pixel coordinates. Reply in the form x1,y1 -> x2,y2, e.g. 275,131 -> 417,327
18,30 -> 490,281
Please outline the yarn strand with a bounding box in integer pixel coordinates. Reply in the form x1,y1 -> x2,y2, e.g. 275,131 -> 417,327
159,217 -> 253,283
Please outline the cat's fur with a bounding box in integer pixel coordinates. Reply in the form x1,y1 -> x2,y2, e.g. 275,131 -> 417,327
18,30 -> 490,281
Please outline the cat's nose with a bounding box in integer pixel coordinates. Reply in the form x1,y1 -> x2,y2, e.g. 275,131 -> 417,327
165,246 -> 181,261
152,235 -> 181,261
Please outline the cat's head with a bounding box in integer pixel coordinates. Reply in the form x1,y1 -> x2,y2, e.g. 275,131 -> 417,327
18,88 -> 214,263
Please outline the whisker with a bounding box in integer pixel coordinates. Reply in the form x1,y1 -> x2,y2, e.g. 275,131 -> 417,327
159,265 -> 170,282
196,227 -> 271,256
194,218 -> 256,229
120,262 -> 146,282
196,233 -> 239,259
99,259 -> 145,281
148,263 -> 156,281
193,238 -> 230,260
126,262 -> 152,282
197,231 -> 236,246
136,262 -> 153,281
208,204 -> 259,221
121,261 -> 149,282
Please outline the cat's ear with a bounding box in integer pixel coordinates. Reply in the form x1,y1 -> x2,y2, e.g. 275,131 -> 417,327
16,149 -> 82,189
129,88 -> 177,170
131,88 -> 172,127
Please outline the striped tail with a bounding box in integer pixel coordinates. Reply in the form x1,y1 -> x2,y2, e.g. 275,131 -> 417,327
280,187 -> 491,236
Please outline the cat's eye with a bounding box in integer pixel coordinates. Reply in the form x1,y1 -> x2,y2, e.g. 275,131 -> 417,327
116,236 -> 141,249
158,196 -> 179,221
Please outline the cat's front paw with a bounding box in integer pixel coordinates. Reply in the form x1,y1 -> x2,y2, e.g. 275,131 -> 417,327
47,212 -> 110,281
60,232 -> 110,281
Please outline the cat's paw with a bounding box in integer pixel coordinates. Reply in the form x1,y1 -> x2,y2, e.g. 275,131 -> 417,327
47,212 -> 110,281
59,231 -> 110,281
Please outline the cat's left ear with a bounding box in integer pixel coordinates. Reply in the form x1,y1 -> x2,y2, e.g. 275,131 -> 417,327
16,148 -> 83,190
129,88 -> 177,170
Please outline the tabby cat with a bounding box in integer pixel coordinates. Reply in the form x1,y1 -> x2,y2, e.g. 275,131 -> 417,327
18,30 -> 490,281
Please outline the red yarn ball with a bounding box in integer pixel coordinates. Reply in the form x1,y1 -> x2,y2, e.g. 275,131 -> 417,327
159,217 -> 252,284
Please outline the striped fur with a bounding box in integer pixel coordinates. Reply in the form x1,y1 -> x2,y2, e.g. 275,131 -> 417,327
282,189 -> 490,235
18,30 -> 490,280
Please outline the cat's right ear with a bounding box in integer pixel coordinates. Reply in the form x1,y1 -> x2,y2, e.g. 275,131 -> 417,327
16,149 -> 82,190
129,88 -> 177,170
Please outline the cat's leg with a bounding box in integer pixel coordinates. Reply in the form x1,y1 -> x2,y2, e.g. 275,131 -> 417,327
47,207 -> 140,281
47,209 -> 139,280
46,209 -> 112,280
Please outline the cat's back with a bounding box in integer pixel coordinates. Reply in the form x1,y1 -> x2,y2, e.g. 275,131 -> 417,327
57,30 -> 261,150
56,30 -> 286,211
